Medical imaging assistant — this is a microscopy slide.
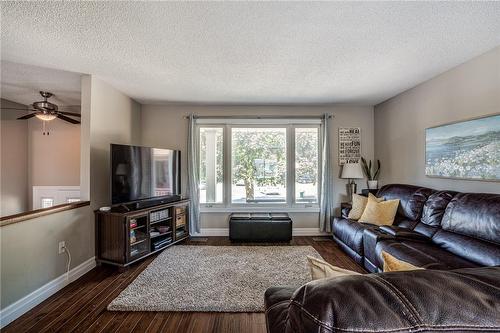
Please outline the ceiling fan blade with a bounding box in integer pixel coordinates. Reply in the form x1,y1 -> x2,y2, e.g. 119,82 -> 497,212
17,113 -> 37,120
57,114 -> 80,124
58,111 -> 81,117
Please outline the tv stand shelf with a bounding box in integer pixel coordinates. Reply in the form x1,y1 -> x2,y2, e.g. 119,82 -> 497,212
95,199 -> 190,267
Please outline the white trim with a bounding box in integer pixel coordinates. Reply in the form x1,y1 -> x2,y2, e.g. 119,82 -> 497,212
292,228 -> 329,236
197,118 -> 322,125
200,207 -> 320,213
191,228 -> 230,236
190,228 -> 328,237
0,257 -> 96,329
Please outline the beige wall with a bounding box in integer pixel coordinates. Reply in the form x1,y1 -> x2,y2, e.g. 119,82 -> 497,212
1,99 -> 80,215
0,206 -> 93,308
374,46 -> 500,193
88,76 -> 142,209
141,104 -> 374,229
0,75 -> 141,312
1,100 -> 29,216
28,116 -> 80,187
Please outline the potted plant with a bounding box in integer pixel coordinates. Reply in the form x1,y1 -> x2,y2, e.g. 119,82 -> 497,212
360,157 -> 381,189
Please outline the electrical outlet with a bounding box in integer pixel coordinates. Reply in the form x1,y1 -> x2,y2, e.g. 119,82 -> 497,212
58,241 -> 66,254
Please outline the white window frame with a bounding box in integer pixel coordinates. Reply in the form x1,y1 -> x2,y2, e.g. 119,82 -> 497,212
197,119 -> 322,212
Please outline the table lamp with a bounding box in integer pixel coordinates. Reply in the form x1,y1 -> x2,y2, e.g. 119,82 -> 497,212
341,163 -> 364,202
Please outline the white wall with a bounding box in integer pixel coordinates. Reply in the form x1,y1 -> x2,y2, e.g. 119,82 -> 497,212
141,104 -> 374,230
0,100 -> 29,216
374,46 -> 500,193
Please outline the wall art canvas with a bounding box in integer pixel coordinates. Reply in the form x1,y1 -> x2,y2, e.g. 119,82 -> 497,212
425,114 -> 500,181
339,127 -> 361,165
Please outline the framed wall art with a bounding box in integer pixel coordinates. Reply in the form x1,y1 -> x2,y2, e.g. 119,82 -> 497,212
339,127 -> 361,165
425,113 -> 500,181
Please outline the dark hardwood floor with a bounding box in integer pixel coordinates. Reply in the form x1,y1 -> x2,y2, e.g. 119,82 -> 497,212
4,236 -> 365,333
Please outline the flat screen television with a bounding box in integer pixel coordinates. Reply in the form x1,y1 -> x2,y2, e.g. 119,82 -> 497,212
111,144 -> 181,205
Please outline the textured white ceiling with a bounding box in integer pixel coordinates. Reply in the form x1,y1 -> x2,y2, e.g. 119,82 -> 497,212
1,61 -> 81,106
1,2 -> 500,105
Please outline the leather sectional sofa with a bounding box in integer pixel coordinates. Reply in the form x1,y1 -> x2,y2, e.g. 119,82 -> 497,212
333,184 -> 500,272
264,184 -> 500,333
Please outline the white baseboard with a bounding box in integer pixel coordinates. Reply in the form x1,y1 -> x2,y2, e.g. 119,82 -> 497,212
292,228 -> 329,236
191,228 -> 329,237
191,228 -> 229,236
0,257 -> 96,329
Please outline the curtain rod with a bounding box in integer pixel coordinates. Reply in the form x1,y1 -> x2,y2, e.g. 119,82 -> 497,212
184,114 -> 333,119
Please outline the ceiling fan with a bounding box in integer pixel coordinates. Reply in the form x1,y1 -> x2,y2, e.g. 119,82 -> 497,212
1,91 -> 80,124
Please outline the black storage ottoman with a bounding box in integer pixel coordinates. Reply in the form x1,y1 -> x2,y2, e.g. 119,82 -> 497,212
229,213 -> 292,242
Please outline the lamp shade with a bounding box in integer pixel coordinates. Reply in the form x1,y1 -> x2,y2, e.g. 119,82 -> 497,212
115,163 -> 129,176
341,163 -> 364,179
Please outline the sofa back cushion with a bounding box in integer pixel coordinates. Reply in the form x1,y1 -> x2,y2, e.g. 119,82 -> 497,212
414,190 -> 457,238
431,192 -> 500,266
441,193 -> 500,244
421,191 -> 458,226
377,184 -> 434,223
432,229 -> 500,266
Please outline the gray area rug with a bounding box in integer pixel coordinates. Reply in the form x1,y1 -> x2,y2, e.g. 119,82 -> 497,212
108,245 -> 322,312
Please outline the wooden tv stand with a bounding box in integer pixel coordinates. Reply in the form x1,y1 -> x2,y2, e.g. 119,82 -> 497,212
95,199 -> 190,267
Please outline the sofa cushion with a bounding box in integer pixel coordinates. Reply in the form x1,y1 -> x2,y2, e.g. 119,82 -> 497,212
432,229 -> 500,267
441,192 -> 500,244
376,239 -> 478,270
377,184 -> 434,222
332,218 -> 376,256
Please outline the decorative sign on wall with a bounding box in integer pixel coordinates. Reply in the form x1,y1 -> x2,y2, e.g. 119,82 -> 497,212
339,127 -> 361,165
425,114 -> 500,181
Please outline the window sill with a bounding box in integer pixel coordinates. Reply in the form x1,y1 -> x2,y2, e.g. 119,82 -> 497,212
200,206 -> 320,213
0,201 -> 90,227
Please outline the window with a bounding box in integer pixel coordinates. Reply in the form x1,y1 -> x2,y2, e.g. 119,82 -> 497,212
232,128 -> 287,204
199,127 -> 224,203
41,197 -> 54,208
198,121 -> 321,209
295,128 -> 319,203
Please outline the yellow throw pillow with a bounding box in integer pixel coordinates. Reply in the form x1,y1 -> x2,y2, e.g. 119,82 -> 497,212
382,251 -> 424,272
307,256 -> 362,280
359,193 -> 399,225
348,193 -> 383,220
347,194 -> 368,220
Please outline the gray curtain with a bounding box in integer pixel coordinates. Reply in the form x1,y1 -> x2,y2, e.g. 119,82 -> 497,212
187,114 -> 201,234
319,114 -> 333,232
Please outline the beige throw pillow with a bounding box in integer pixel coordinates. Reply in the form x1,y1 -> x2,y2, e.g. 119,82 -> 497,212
359,193 -> 399,226
307,256 -> 361,280
382,251 -> 424,272
348,193 -> 383,220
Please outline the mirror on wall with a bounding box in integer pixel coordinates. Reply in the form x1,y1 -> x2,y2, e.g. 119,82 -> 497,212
0,61 -> 82,218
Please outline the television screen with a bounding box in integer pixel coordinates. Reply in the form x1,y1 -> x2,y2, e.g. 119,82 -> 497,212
111,144 -> 180,205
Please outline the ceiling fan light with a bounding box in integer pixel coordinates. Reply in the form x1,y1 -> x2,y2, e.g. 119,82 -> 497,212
35,114 -> 57,121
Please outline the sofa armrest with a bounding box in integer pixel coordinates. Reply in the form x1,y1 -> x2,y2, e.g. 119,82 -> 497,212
264,287 -> 295,333
281,267 -> 500,333
363,228 -> 394,271
341,202 -> 352,219
379,225 -> 428,241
